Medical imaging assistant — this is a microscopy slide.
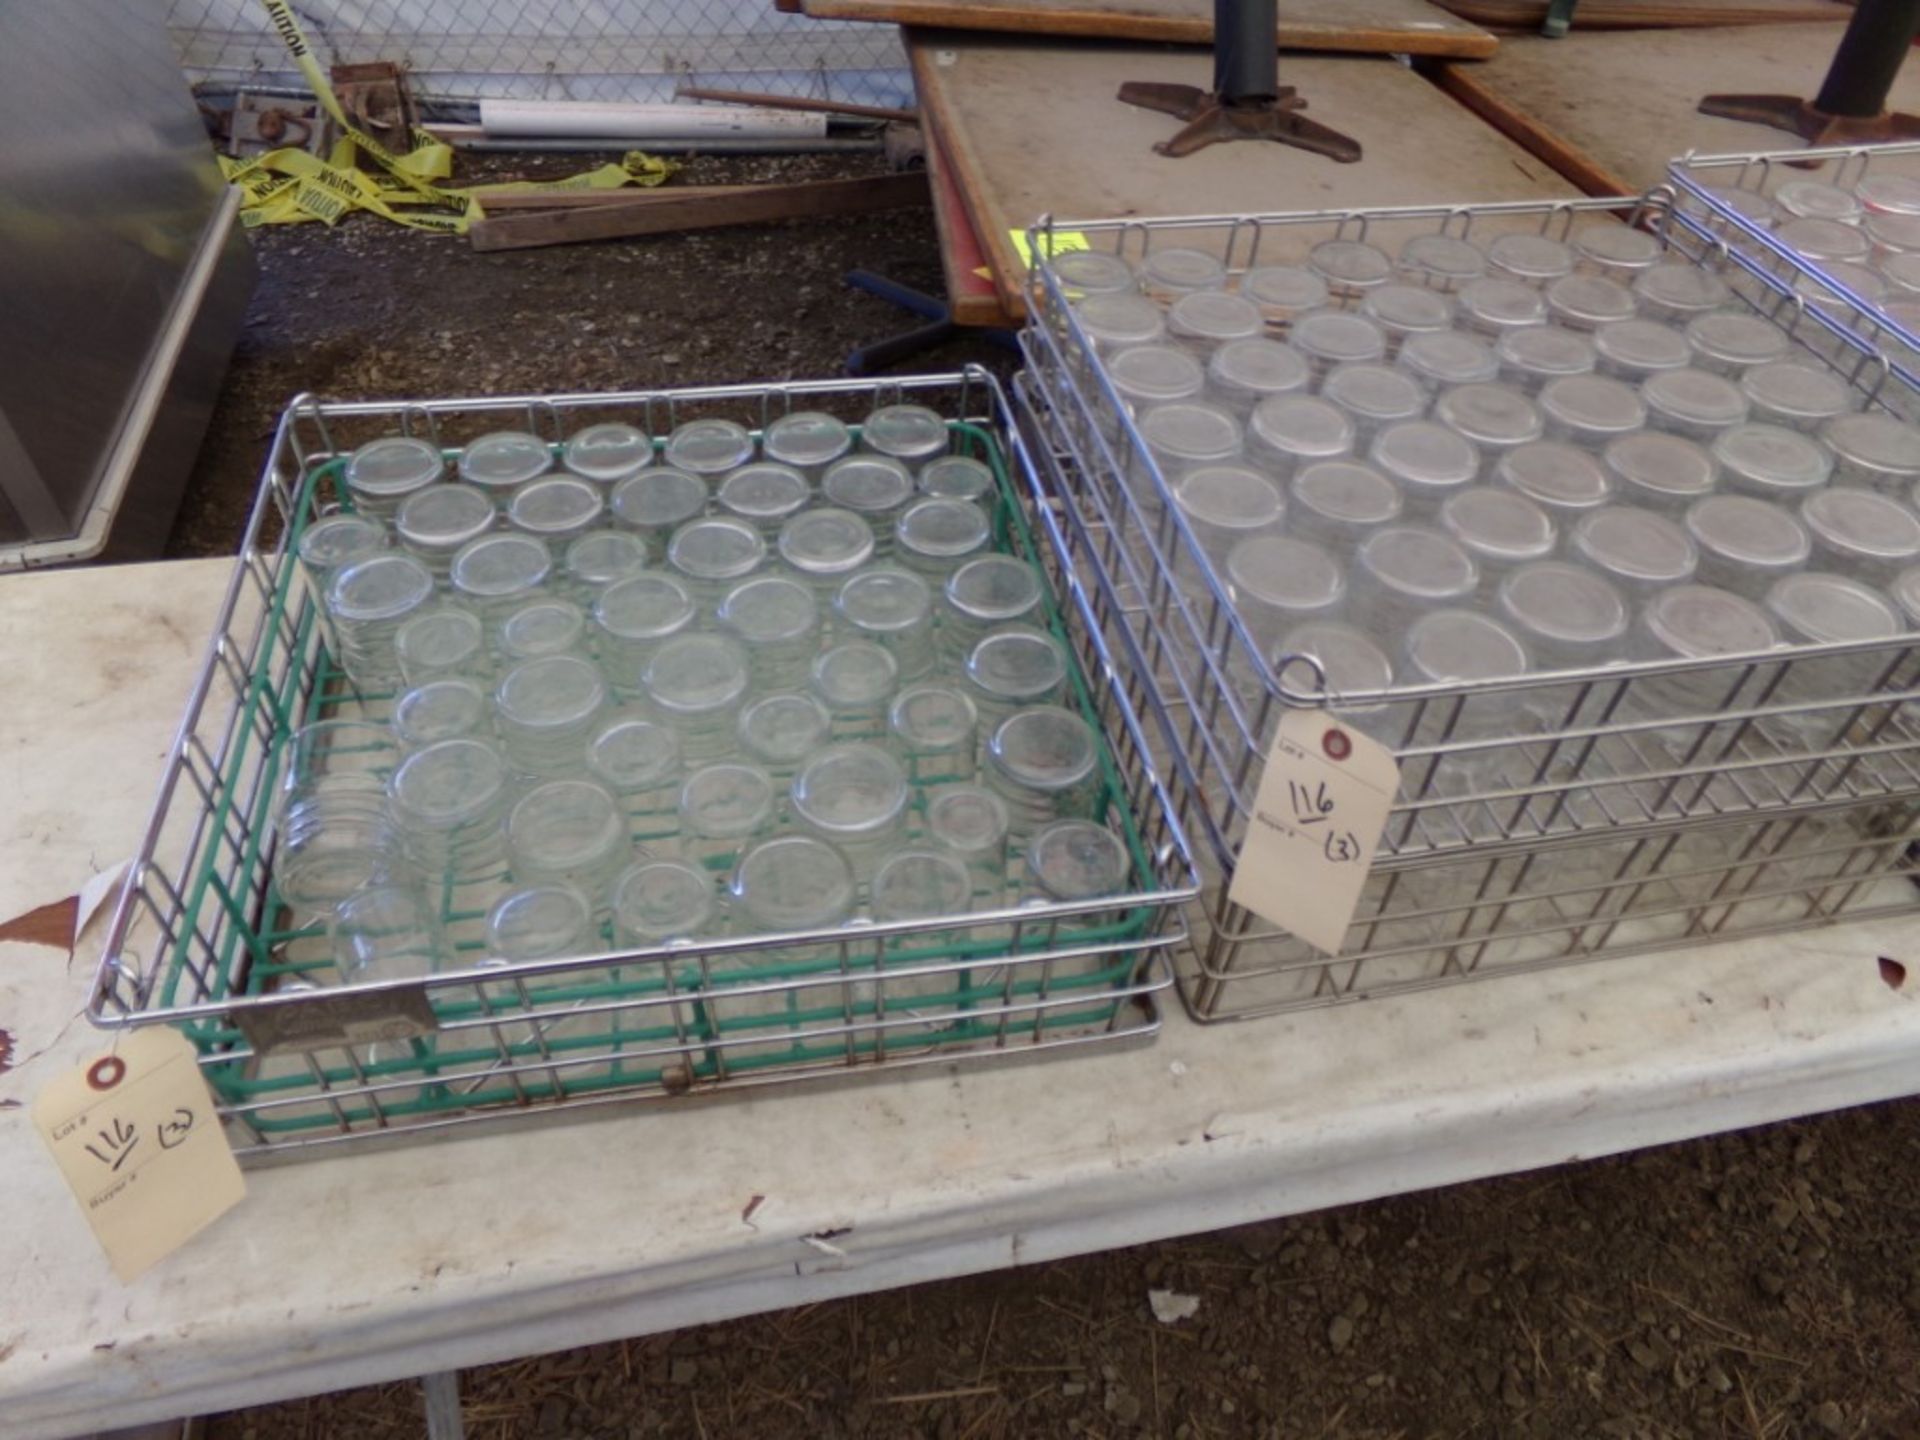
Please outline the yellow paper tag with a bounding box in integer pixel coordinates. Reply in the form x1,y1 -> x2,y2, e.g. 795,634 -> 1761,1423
1227,710 -> 1399,957
33,1028 -> 245,1282
1008,229 -> 1092,268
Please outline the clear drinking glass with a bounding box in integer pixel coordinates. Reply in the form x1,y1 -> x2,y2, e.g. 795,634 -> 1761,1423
507,779 -> 633,911
1457,277 -> 1547,336
388,736 -> 514,882
963,626 -> 1070,734
1712,423 -> 1834,502
1602,431 -> 1718,514
1073,293 -> 1166,354
778,507 -> 876,596
396,484 -> 496,578
1496,325 -> 1597,393
594,573 -> 696,696
1323,363 -> 1427,442
667,515 -> 767,612
717,462 -> 811,535
392,677 -> 490,752
562,422 -> 653,486
1170,464 -> 1284,593
1890,566 -> 1920,628
727,834 -> 855,939
345,436 -> 445,519
449,532 -> 552,626
588,717 -> 683,842
1822,412 -> 1920,493
611,859 -> 715,946
331,884 -> 447,981
1486,231 -> 1574,284
984,706 -> 1102,843
1439,486 -> 1556,596
1495,441 -> 1613,518
498,597 -> 590,664
507,475 -> 604,547
861,404 -> 949,465
1395,233 -> 1485,291
679,762 -> 777,874
896,498 -> 992,578
1495,561 -> 1628,672
939,554 -> 1045,668
1545,273 -> 1637,331
1359,284 -> 1455,351
495,654 -> 610,778
737,691 -> 832,784
1397,331 -> 1499,392
609,468 -> 710,564
926,785 -> 1011,903
664,418 -> 754,477
1247,394 -> 1354,477
1400,609 -> 1532,798
790,743 -> 911,881
1741,363 -> 1852,433
395,603 -> 489,687
1631,584 -> 1782,751
1685,311 -> 1790,375
327,552 -> 436,691
1310,238 -> 1393,296
1206,337 -> 1312,415
1291,311 -> 1388,380
918,455 -> 994,504
1538,374 -> 1646,446
1224,534 -> 1348,663
1631,262 -> 1733,325
644,634 -> 752,764
563,529 -> 649,601
1775,179 -> 1860,222
1369,422 -> 1480,517
1239,264 -> 1329,329
1570,223 -> 1662,277
1288,460 -> 1403,549
299,513 -> 387,593
486,882 -> 595,962
1685,494 -> 1811,599
823,455 -> 916,555
837,567 -> 936,682
1641,367 -> 1750,441
1023,821 -> 1130,920
1132,401 -> 1244,506
1273,622 -> 1396,743
458,431 -> 553,504
872,848 -> 972,925
1762,572 -> 1899,747
762,410 -> 852,482
1570,505 -> 1699,598
1434,383 -> 1545,466
1799,486 -> 1920,583
888,684 -> 979,787
1350,526 -> 1477,640
810,640 -> 900,739
1593,318 -> 1691,382
1167,290 -> 1265,356
274,722 -> 405,918
1106,345 -> 1206,424
717,573 -> 820,690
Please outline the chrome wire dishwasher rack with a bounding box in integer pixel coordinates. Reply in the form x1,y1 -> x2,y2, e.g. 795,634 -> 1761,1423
89,368 -> 1198,1160
1671,140 -> 1920,382
1019,194 -> 1920,1021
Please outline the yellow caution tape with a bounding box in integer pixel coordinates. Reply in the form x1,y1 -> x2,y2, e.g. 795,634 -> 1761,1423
230,0 -> 679,233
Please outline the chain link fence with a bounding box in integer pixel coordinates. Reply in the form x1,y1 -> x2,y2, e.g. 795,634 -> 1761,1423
165,0 -> 909,108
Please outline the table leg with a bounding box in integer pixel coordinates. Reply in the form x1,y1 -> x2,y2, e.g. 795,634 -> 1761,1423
422,1371 -> 464,1440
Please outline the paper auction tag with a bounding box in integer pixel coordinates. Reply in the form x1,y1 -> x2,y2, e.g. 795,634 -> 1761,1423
33,1028 -> 245,1282
1008,229 -> 1092,267
1227,710 -> 1399,957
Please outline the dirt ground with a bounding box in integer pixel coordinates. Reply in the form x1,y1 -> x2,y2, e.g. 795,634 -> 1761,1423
180,154 -> 1919,1440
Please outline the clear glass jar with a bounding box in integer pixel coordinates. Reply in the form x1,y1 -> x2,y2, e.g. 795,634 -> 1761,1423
1777,216 -> 1870,266
810,640 -> 899,739
1308,238 -> 1392,296
823,455 -> 916,555
1107,344 -> 1206,421
1890,565 -> 1920,628
1170,465 -> 1285,592
1631,584 -> 1782,749
498,597 -> 589,664
496,653 -> 609,778
562,422 -> 653,486
274,723 -> 405,917
1570,223 -> 1662,276
299,513 -> 387,592
1023,820 -> 1130,911
1799,486 -> 1920,583
778,507 -> 876,596
611,859 -> 715,946
1323,362 -> 1427,441
449,532 -> 552,625
1050,248 -> 1136,297
679,762 -> 776,873
918,454 -> 994,504
486,882 -> 595,962
1486,231 -> 1575,284
1369,421 -> 1479,516
388,736 -> 514,882
1602,431 -> 1717,514
896,497 -> 992,577
563,529 -> 649,601
1641,366 -> 1750,441
717,573 -> 820,690
939,555 -> 1044,668
664,418 -> 754,477
395,483 -> 496,578
1397,330 -> 1499,392
327,551 -> 436,690
1206,337 -> 1311,415
667,515 -> 768,610
395,603 -> 489,687
508,475 -> 604,547
1274,621 -> 1396,743
1496,325 -> 1596,393
1856,173 -> 1920,216
1350,526 -> 1477,639
593,572 -> 696,696
1433,382 -> 1545,463
1291,311 -> 1388,379
926,785 -> 1011,903
1439,486 -> 1556,595
1400,609 -> 1532,790
393,677 -> 490,752
507,779 -> 632,910
1571,505 -> 1698,597
1073,293 -> 1166,355
1762,572 -> 1899,746
861,403 -> 949,465
963,625 -> 1070,733
1167,289 -> 1264,355
1684,311 -> 1790,375
873,847 -> 973,923
837,567 -> 936,682
1867,209 -> 1920,255
1239,264 -> 1330,329
346,435 -> 445,518
1712,422 -> 1834,501
331,884 -> 447,981
1132,401 -> 1244,506
1225,534 -> 1347,657
984,706 -> 1101,842
1740,362 -> 1852,433
1776,178 -> 1860,222
1631,261 -> 1733,324
762,410 -> 853,482
1359,284 -> 1454,349
1684,493 -> 1811,599
1457,277 -> 1548,336
588,717 -> 682,839
1538,374 -> 1646,445
1593,318 -> 1691,382
1139,247 -> 1228,302
717,462 -> 810,535
1395,232 -> 1486,291
644,634 -> 752,764
729,834 -> 855,938
790,743 -> 911,881
888,683 -> 979,787
1545,273 -> 1638,330
458,431 -> 553,503
1288,459 -> 1403,550
1495,561 -> 1627,672
1247,394 -> 1354,476
1495,441 -> 1613,518
1822,412 -> 1920,492
609,468 -> 708,561
737,691 -> 831,784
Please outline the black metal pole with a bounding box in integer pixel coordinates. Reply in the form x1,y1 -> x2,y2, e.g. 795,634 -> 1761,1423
1213,0 -> 1278,104
1812,0 -> 1920,117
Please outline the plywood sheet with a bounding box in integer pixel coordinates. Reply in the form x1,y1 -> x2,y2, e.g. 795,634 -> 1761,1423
804,0 -> 1498,58
1436,0 -> 1845,30
927,128 -> 1020,329
1433,25 -> 1920,197
913,34 -> 1579,315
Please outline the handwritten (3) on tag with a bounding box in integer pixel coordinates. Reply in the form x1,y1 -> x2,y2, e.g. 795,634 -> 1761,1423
1226,710 -> 1399,957
33,1027 -> 245,1282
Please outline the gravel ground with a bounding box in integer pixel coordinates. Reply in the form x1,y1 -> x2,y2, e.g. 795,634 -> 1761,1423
182,153 -> 1919,1440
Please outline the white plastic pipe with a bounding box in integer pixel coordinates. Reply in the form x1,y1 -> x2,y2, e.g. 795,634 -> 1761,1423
478,99 -> 827,140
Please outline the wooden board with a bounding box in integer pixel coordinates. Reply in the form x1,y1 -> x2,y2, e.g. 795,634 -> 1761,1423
1435,0 -> 1846,30
802,0 -> 1499,59
912,33 -> 1578,316
1431,25 -> 1920,198
927,127 -> 1020,329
